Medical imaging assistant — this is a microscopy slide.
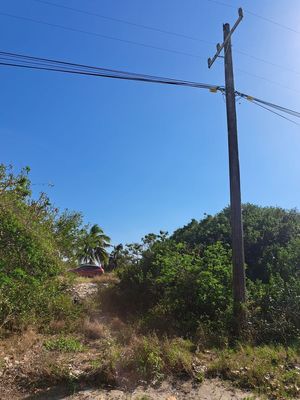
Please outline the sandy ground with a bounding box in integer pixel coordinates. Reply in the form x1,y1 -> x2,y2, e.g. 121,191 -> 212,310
21,379 -> 259,400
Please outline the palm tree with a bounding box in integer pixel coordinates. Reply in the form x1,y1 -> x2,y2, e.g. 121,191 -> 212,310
77,224 -> 111,266
108,244 -> 124,271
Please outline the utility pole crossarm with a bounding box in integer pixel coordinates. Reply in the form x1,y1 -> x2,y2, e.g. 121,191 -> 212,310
208,8 -> 243,68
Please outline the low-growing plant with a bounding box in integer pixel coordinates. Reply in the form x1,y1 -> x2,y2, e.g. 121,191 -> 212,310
206,345 -> 300,399
44,336 -> 84,352
133,336 -> 165,382
121,335 -> 163,382
122,335 -> 195,383
163,337 -> 194,376
86,339 -> 120,385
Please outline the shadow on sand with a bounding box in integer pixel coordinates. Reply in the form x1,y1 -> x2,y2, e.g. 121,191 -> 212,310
24,385 -> 81,400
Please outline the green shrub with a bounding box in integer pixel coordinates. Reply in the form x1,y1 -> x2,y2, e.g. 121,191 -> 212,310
0,271 -> 79,332
118,240 -> 232,334
132,336 -> 165,381
248,276 -> 300,344
0,165 -> 85,332
117,204 -> 300,344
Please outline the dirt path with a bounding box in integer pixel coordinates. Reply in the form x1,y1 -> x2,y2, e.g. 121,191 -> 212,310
24,379 -> 258,400
0,280 -> 260,400
64,282 -> 259,400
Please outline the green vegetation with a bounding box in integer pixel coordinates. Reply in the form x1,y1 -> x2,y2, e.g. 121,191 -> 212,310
1,164 -> 300,399
115,206 -> 300,344
207,345 -> 300,399
44,336 -> 84,352
77,224 -> 111,266
0,164 -> 108,332
96,204 -> 299,398
121,335 -> 195,382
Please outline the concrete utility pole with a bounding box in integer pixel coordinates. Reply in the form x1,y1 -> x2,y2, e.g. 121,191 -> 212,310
208,8 -> 246,334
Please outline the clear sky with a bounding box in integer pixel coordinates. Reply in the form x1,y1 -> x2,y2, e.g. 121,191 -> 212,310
1,0 -> 300,245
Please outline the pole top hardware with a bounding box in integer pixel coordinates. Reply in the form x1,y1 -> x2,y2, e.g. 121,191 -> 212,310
207,8 -> 244,69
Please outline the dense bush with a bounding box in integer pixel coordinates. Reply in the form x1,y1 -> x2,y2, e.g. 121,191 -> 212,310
248,276 -> 300,344
0,193 -> 61,278
0,269 -> 79,331
0,165 -> 81,331
118,239 -> 233,333
117,205 -> 300,343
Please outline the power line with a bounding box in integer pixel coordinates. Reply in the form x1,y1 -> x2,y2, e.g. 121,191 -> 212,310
0,50 -> 201,82
236,91 -> 300,119
245,9 -> 300,35
0,59 -> 225,94
205,1 -> 300,85
249,100 -> 300,126
6,1 -> 300,87
34,0 -> 294,81
32,0 -> 300,83
205,0 -> 234,9
32,0 -> 213,46
234,49 -> 300,77
0,49 -> 299,126
0,12 -> 203,59
235,68 -> 300,95
0,50 -> 221,90
205,0 -> 300,36
35,0 -> 300,79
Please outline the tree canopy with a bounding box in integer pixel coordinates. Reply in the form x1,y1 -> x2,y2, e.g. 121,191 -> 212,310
172,204 -> 300,282
77,224 -> 111,266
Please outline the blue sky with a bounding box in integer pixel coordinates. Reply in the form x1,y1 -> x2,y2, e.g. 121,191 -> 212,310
1,0 -> 300,244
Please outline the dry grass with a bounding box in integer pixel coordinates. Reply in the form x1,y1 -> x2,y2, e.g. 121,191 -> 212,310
115,325 -> 136,345
82,319 -> 109,340
95,273 -> 120,285
206,345 -> 300,399
48,320 -> 67,333
74,272 -> 119,285
2,277 -> 298,400
110,317 -> 126,332
2,319 -> 298,400
119,334 -> 197,383
0,328 -> 39,357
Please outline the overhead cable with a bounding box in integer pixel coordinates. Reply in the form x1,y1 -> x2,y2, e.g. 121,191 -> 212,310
0,50 -> 221,91
32,0 -> 300,82
5,2 -> 300,87
249,100 -> 300,126
32,0 -> 213,45
205,0 -> 300,35
0,49 -> 299,126
236,91 -> 300,119
0,12 -> 203,59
